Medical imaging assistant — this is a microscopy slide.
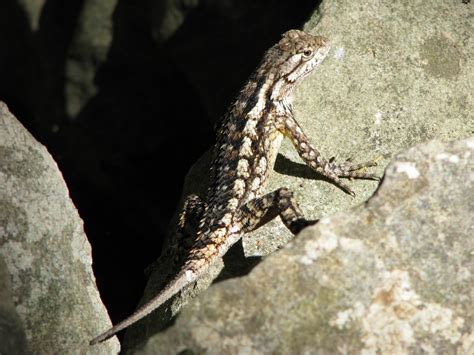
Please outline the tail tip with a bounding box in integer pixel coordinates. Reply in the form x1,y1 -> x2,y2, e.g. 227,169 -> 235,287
89,333 -> 110,346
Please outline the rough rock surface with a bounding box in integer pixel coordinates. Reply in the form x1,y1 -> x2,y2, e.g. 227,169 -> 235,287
0,255 -> 29,354
123,0 -> 472,351
0,102 -> 119,353
64,0 -> 117,118
130,138 -> 474,354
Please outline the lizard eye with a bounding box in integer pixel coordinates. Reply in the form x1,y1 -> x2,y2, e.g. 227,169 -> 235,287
303,49 -> 313,58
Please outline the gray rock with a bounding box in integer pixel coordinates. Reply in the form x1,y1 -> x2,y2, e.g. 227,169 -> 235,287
131,138 -> 474,354
65,0 -> 117,118
122,0 -> 472,352
0,102 -> 119,353
16,0 -> 46,31
150,0 -> 200,44
172,0 -> 473,258
0,255 -> 30,354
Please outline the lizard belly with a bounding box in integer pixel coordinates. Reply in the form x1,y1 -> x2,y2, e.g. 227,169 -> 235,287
266,130 -> 284,178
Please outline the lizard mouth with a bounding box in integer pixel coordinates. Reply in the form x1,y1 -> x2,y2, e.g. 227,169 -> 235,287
315,43 -> 331,65
302,43 -> 331,78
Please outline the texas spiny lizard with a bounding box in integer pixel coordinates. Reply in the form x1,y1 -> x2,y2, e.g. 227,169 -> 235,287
90,29 -> 378,345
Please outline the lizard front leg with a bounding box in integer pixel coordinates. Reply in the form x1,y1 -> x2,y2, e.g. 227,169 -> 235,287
237,187 -> 317,235
276,111 -> 378,196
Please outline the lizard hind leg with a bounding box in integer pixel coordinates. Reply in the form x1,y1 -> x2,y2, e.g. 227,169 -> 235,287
238,187 -> 317,235
145,194 -> 207,276
176,194 -> 208,240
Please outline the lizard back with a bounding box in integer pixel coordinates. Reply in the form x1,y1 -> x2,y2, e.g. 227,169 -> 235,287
90,29 -> 331,345
186,30 -> 330,269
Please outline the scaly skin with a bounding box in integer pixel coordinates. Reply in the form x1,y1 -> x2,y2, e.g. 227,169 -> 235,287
90,29 -> 378,345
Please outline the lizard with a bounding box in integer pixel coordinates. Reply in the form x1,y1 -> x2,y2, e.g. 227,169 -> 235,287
90,29 -> 378,345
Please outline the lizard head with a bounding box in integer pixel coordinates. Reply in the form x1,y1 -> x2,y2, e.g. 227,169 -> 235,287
278,30 -> 330,82
261,29 -> 330,101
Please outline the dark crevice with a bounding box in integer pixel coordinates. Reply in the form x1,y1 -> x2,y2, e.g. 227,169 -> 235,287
0,0 -> 322,344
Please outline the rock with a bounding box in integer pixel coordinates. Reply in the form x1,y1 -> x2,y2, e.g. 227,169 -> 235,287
150,0 -> 200,44
122,0 -> 472,351
0,255 -> 30,354
0,102 -> 119,353
16,0 -> 46,31
131,138 -> 474,354
65,0 -> 117,118
170,0 -> 473,258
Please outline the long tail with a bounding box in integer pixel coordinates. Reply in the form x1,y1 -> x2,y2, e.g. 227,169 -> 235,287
90,269 -> 195,345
